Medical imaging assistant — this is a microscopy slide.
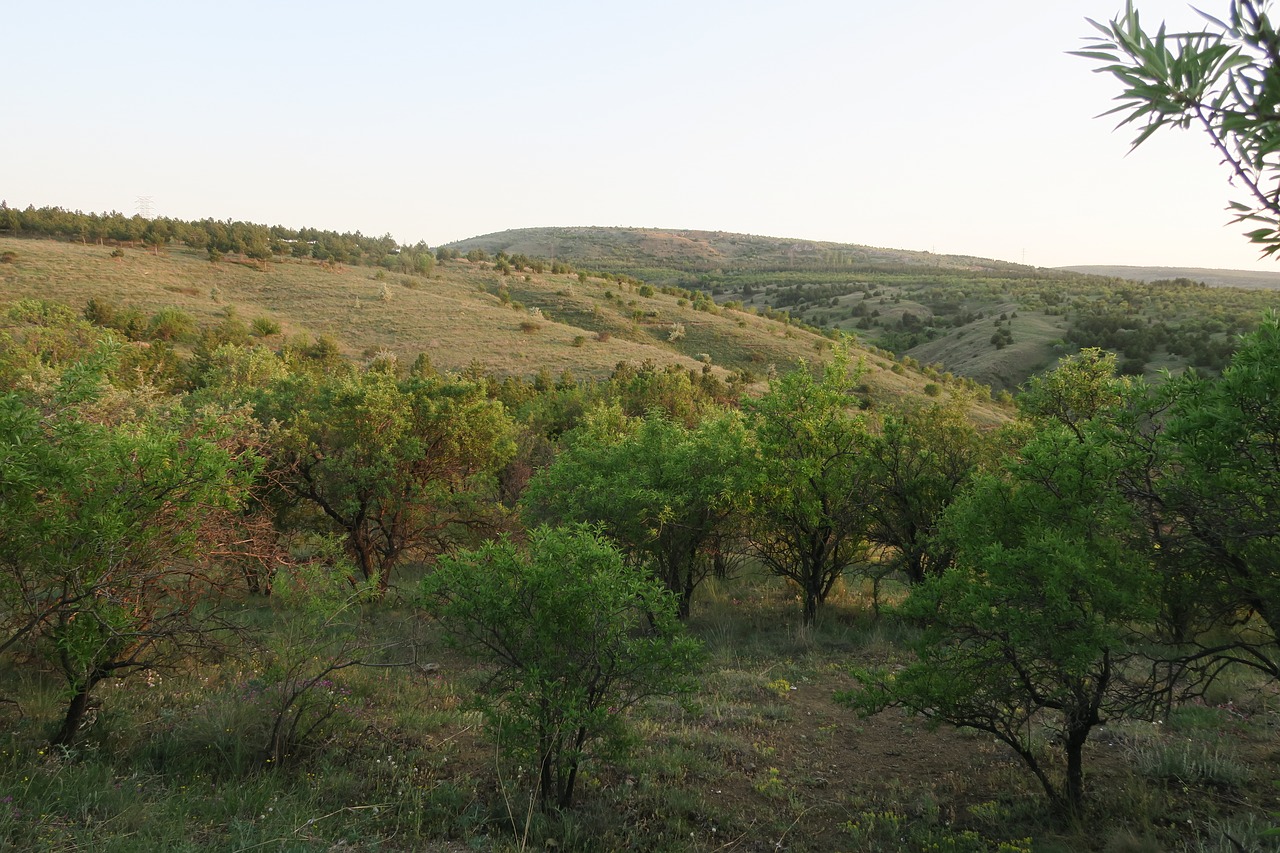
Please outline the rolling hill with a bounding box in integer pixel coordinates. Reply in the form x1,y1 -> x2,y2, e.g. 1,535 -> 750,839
0,235 -> 1005,422
448,227 -> 1280,389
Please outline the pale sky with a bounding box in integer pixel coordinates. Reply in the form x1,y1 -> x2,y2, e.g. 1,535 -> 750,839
5,0 -> 1278,271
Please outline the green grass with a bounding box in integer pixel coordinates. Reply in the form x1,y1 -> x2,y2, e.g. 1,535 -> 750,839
2,567 -> 1279,851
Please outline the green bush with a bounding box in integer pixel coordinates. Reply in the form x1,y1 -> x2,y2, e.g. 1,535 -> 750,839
250,316 -> 282,337
146,307 -> 198,342
422,525 -> 702,810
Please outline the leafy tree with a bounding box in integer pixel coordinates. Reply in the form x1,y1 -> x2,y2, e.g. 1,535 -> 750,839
422,524 -> 701,810
1018,347 -> 1128,440
846,422 -> 1163,815
0,344 -> 262,745
863,397 -> 992,586
262,369 -> 514,591
1076,0 -> 1280,255
1156,312 -> 1280,677
524,407 -> 751,617
744,349 -> 874,626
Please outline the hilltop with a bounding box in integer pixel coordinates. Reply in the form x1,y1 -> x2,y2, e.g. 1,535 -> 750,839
449,227 -> 1280,389
445,226 -> 1026,278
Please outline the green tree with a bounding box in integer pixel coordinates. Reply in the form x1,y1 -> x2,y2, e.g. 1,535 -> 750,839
262,369 -> 514,591
1076,1 -> 1280,255
0,344 -> 262,745
863,397 -> 992,586
846,422 -> 1162,815
524,407 -> 751,617
1157,312 -> 1280,677
744,349 -> 873,626
422,524 -> 701,810
1018,348 -> 1128,440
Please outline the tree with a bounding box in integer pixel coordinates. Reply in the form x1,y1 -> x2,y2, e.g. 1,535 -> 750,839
1076,1 -> 1280,256
863,397 -> 992,586
524,407 -> 751,618
422,525 -> 701,810
1018,348 -> 1129,440
0,343 -> 262,745
846,422 -> 1163,815
1156,312 -> 1280,677
262,369 -> 514,591
744,349 -> 874,626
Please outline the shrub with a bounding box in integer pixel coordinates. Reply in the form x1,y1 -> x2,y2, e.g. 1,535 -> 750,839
422,525 -> 701,810
250,316 -> 282,337
572,335 -> 587,348
146,308 -> 198,342
520,320 -> 542,333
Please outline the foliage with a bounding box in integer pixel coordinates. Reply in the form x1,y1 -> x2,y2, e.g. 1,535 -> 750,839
261,368 -> 514,590
1076,0 -> 1280,256
523,407 -> 751,617
422,524 -> 702,810
863,396 -> 993,585
744,347 -> 874,625
845,420 -> 1163,814
0,342 -> 262,745
252,548 -> 399,766
1156,311 -> 1280,677
1018,347 -> 1129,437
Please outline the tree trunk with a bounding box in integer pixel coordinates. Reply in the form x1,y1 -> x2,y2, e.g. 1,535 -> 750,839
802,584 -> 819,627
1063,725 -> 1090,816
51,683 -> 97,747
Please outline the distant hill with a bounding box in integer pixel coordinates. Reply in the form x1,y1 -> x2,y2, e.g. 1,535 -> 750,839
445,227 -> 1029,278
1058,264 -> 1280,290
448,227 -> 1280,390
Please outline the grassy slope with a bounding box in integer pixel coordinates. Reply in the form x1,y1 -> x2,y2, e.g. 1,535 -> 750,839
448,227 -> 1280,391
445,226 -> 1027,275
0,236 -> 1008,423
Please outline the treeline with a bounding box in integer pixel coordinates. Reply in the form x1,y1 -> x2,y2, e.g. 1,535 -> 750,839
2,294 -> 1280,819
0,202 -> 432,271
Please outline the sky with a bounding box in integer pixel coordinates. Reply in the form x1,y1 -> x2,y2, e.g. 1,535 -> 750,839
5,0 -> 1279,272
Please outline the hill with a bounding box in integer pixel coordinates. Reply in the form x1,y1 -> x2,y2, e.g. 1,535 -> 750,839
0,236 -> 1003,421
449,227 -> 1280,389
445,226 -> 1027,278
1059,264 -> 1280,289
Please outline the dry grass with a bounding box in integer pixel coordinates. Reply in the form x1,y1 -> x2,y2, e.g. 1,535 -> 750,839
0,237 -> 1009,422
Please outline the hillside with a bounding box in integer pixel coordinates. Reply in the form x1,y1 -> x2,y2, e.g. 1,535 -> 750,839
449,227 -> 1280,389
0,236 -> 1003,421
1060,263 -> 1280,289
445,226 -> 1027,278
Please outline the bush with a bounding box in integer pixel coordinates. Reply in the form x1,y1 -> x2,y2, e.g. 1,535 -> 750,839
146,308 -> 199,342
250,316 -> 282,337
422,525 -> 701,810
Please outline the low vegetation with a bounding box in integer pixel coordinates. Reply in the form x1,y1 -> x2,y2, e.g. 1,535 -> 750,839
0,277 -> 1278,849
